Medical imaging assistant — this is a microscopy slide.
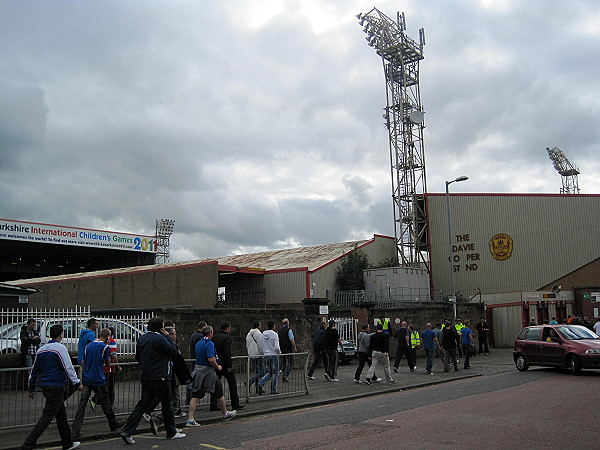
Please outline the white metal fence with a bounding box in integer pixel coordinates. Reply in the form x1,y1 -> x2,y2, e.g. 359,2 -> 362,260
0,307 -> 150,356
332,317 -> 358,346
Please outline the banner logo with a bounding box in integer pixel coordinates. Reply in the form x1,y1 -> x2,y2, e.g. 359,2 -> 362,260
489,233 -> 513,260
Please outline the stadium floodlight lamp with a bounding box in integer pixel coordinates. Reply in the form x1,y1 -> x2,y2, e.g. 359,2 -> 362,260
156,218 -> 175,236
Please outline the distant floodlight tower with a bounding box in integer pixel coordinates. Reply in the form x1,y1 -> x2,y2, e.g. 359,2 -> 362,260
357,8 -> 428,269
155,218 -> 175,263
546,147 -> 580,194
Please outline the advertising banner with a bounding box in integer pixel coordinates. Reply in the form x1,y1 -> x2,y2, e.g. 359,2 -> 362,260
0,218 -> 157,253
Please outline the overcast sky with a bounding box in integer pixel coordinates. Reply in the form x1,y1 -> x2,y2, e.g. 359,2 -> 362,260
2,0 -> 599,262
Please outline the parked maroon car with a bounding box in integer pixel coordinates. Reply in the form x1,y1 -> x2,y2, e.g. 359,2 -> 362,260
513,324 -> 600,375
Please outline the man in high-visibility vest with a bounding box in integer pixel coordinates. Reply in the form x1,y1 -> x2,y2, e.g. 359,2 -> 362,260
375,315 -> 393,335
454,319 -> 465,358
408,324 -> 420,370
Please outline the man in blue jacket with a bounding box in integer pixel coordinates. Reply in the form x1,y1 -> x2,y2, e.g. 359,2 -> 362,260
72,328 -> 125,438
120,317 -> 185,444
77,318 -> 98,364
22,324 -> 82,450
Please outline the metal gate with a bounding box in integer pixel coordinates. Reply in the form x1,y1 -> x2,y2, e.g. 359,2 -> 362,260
332,317 -> 358,346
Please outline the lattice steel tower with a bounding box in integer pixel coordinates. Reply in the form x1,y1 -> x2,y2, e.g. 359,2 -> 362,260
546,147 -> 580,194
357,8 -> 428,268
155,218 -> 175,263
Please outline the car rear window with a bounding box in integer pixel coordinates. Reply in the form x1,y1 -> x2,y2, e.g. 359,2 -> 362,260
556,326 -> 599,340
516,328 -> 528,340
525,327 -> 541,341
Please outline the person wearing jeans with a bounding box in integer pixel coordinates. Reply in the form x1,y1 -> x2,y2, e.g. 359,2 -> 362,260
461,320 -> 474,369
258,321 -> 281,394
420,323 -> 440,375
246,321 -> 264,392
22,324 -> 82,450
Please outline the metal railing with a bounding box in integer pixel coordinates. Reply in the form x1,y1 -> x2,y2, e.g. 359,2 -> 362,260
331,318 -> 358,346
0,353 -> 309,430
327,290 -> 365,310
368,287 -> 432,306
0,307 -> 150,356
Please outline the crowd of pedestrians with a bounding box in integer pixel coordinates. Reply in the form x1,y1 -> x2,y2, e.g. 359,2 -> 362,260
304,316 -> 493,385
17,311 -> 600,448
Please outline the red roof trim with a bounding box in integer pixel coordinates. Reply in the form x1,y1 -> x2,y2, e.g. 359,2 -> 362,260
265,267 -> 308,274
218,265 -> 265,274
373,234 -> 395,240
424,193 -> 600,198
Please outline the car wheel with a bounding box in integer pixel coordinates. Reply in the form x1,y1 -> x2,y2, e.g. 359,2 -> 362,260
515,355 -> 529,372
569,355 -> 582,375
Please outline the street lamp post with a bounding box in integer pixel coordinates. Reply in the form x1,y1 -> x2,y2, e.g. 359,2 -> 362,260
445,176 -> 469,322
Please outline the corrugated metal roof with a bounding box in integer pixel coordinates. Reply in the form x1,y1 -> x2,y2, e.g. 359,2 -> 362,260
214,239 -> 371,272
4,239 -> 373,285
3,259 -> 218,286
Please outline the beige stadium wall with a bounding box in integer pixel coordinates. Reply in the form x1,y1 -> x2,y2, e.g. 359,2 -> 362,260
426,194 -> 600,299
263,269 -> 308,304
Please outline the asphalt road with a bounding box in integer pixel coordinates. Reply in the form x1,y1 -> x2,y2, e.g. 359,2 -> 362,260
62,367 -> 599,450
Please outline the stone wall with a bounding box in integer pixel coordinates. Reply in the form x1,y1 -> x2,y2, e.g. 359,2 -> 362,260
96,301 -> 485,359
95,306 -> 323,359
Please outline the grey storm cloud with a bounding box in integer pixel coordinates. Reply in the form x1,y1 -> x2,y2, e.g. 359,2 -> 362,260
1,0 -> 599,262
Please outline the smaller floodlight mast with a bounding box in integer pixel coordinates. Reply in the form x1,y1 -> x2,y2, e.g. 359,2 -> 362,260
155,218 -> 175,263
546,147 -> 580,194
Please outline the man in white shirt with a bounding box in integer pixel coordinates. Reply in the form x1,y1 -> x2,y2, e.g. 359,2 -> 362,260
246,321 -> 264,394
593,317 -> 600,335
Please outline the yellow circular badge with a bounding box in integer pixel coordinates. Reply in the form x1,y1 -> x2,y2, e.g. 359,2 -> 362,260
489,233 -> 513,260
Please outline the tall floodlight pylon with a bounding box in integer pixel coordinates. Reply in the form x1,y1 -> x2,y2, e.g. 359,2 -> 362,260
546,147 -> 581,194
155,218 -> 175,263
357,8 -> 428,268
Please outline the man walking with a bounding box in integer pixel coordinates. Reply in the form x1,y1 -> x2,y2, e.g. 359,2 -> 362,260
72,328 -> 125,439
365,324 -> 395,385
20,318 -> 41,369
354,323 -> 377,383
461,320 -> 474,369
211,322 -> 244,411
421,323 -> 440,375
475,317 -> 490,355
22,324 -> 82,450
277,318 -> 297,382
77,318 -> 98,365
306,320 -> 326,380
246,321 -> 264,393
189,321 -> 207,359
146,325 -> 191,434
187,326 -> 236,426
442,320 -> 460,372
393,321 -> 414,372
120,317 -> 185,444
258,321 -> 281,395
322,320 -> 344,382
408,324 -> 420,370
